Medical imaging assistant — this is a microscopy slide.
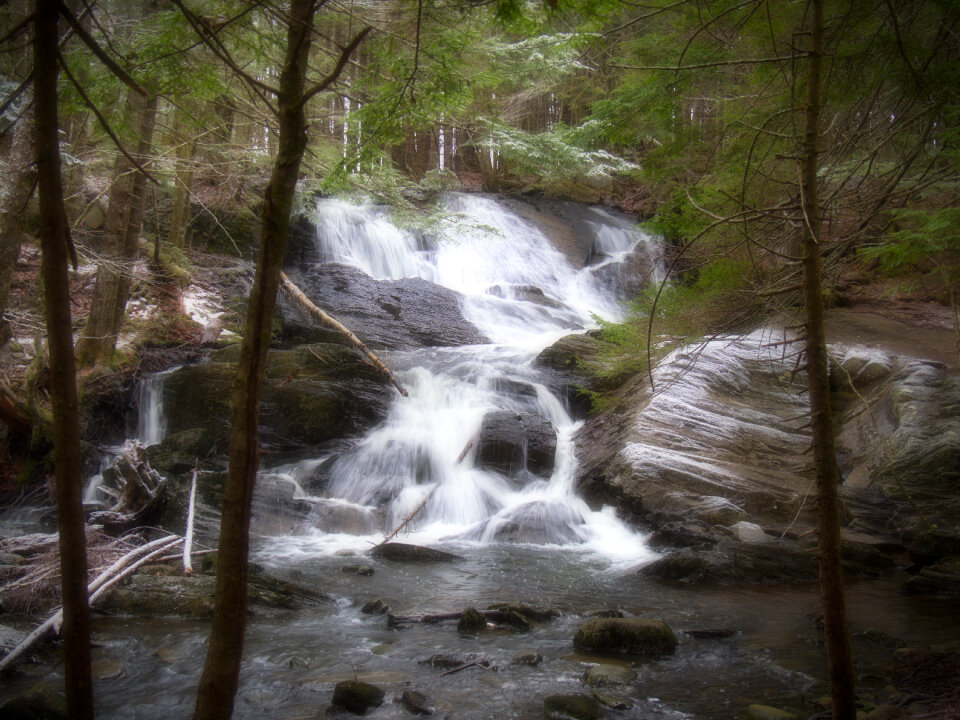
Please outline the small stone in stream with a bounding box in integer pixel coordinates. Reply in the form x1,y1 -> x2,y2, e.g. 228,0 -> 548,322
334,549 -> 356,557
583,663 -> 636,688
340,564 -> 374,576
457,607 -> 488,634
543,693 -> 600,720
746,704 -> 797,720
330,680 -> 385,715
591,690 -> 632,710
511,651 -> 544,666
0,683 -> 67,720
360,598 -> 390,615
399,689 -> 435,716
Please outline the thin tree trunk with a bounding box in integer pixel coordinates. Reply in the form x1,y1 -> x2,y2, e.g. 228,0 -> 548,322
799,1 -> 856,717
168,103 -> 196,248
34,2 -> 93,717
192,2 -> 318,717
75,89 -> 157,367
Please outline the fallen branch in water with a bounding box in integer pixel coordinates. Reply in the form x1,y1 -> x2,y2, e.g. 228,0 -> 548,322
439,659 -> 492,676
0,534 -> 182,672
279,271 -> 408,397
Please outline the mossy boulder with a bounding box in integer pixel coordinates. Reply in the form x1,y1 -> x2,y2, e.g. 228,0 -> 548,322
330,680 -> 385,715
573,617 -> 677,657
0,683 -> 67,720
160,342 -> 392,452
457,607 -> 488,633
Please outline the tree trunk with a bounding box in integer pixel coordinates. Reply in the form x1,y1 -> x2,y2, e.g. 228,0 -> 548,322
34,2 -> 94,718
192,2 -> 318,717
75,89 -> 157,366
799,1 -> 856,717
167,105 -> 196,249
0,95 -> 36,347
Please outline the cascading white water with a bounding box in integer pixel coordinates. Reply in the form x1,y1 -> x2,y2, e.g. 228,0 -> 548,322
258,194 -> 659,567
136,368 -> 176,447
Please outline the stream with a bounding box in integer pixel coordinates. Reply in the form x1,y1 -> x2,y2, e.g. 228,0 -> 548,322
2,194 -> 959,719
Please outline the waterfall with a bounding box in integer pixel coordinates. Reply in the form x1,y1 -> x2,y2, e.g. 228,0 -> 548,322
136,369 -> 175,447
262,194 -> 660,566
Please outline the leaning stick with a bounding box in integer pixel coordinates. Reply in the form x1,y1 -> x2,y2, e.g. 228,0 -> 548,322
183,460 -> 199,575
279,271 -> 408,397
0,535 -> 182,672
377,439 -> 473,547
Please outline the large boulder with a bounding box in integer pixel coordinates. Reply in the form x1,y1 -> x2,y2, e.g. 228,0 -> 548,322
573,617 -> 677,657
160,342 -> 392,452
534,332 -> 604,418
640,539 -> 819,585
276,264 -> 489,350
475,410 -> 557,478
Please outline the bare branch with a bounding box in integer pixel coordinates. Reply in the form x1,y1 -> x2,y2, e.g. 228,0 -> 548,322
300,26 -> 372,107
57,0 -> 147,96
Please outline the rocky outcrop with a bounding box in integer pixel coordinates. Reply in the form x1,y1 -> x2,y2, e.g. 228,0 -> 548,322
161,342 -> 392,452
276,264 -> 489,350
575,325 -> 960,588
475,410 -> 557,478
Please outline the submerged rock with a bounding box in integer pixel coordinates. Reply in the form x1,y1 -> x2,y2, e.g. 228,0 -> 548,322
330,680 -> 385,715
400,689 -> 434,716
369,542 -> 462,562
902,557 -> 960,595
746,704 -> 797,719
583,663 -> 636,688
543,693 -> 600,720
573,617 -> 677,657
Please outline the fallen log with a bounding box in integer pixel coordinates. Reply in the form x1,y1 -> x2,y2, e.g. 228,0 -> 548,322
183,460 -> 198,575
0,534 -> 182,672
280,271 -> 408,397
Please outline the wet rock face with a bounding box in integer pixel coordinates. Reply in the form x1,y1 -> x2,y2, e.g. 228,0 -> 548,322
475,410 -> 557,478
276,263 -> 489,350
576,329 -> 960,588
534,332 -> 604,419
161,342 -> 392,452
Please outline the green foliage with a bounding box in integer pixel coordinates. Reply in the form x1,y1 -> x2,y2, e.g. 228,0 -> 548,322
860,205 -> 960,300
592,257 -> 754,388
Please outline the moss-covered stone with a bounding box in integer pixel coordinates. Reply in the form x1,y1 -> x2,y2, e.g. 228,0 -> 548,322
457,607 -> 487,633
543,693 -> 600,720
573,617 -> 677,657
